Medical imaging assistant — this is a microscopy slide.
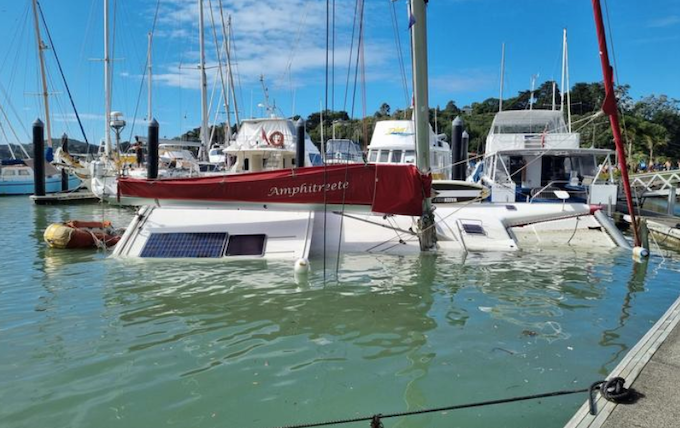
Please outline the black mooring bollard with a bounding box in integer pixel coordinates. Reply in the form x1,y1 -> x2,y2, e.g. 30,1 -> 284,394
451,116 -> 464,181
461,130 -> 470,179
61,133 -> 69,191
32,119 -> 45,196
295,118 -> 306,168
147,119 -> 159,179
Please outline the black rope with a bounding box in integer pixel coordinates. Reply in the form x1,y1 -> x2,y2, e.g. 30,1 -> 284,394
588,377 -> 632,415
36,1 -> 89,145
259,378 -> 632,428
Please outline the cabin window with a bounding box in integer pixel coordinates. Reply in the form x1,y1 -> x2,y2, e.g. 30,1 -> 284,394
508,156 -> 526,186
368,150 -> 378,162
404,150 -> 416,164
140,232 -> 228,258
18,169 -> 30,176
244,158 -> 250,171
391,150 -> 403,163
379,150 -> 389,163
2,170 -> 17,176
225,234 -> 266,256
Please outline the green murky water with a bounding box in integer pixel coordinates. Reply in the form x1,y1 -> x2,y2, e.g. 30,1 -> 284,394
1,196 -> 679,428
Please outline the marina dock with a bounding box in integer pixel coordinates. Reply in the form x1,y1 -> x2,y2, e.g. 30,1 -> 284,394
30,190 -> 99,205
564,293 -> 680,428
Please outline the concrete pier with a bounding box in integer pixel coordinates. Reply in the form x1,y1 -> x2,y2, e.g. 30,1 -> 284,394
564,294 -> 680,428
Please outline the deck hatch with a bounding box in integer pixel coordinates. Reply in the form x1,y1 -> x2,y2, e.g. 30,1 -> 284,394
462,223 -> 485,235
141,232 -> 228,258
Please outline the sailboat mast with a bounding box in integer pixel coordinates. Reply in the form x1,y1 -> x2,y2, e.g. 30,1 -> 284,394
147,32 -> 152,122
560,28 -> 566,112
410,0 -> 435,251
198,0 -> 209,160
591,0 -> 641,249
565,29 -> 572,132
31,0 -> 52,148
498,42 -> 505,112
103,0 -> 111,156
217,7 -> 239,130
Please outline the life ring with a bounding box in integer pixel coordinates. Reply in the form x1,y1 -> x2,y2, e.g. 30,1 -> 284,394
269,131 -> 285,148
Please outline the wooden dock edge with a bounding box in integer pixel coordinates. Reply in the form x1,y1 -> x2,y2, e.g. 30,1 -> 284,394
564,294 -> 680,428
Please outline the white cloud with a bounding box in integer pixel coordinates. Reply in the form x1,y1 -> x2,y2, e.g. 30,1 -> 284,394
152,0 -> 398,93
430,72 -> 496,93
647,15 -> 680,28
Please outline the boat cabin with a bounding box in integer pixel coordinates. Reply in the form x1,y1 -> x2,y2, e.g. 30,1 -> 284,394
366,120 -> 452,180
477,110 -> 618,206
325,139 -> 364,164
223,118 -> 322,173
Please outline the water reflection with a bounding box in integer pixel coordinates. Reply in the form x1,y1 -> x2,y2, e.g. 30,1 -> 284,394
598,258 -> 649,374
4,194 -> 677,428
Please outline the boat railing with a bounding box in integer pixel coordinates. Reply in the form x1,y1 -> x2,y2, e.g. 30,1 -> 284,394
529,180 -> 576,202
487,133 -> 580,151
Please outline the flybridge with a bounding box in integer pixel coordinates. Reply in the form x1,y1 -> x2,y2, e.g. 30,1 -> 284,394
118,164 -> 431,217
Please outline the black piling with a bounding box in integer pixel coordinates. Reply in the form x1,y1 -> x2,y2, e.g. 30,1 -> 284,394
295,118 -> 306,168
61,133 -> 69,191
451,116 -> 464,180
147,119 -> 159,179
461,130 -> 470,179
32,119 -> 45,196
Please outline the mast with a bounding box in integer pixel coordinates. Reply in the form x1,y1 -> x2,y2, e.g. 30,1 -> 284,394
217,7 -> 239,130
224,22 -> 231,141
31,0 -> 52,148
198,0 -> 209,160
259,74 -> 271,116
564,29 -> 572,132
591,0 -> 641,248
147,32 -> 152,122
498,42 -> 505,112
529,74 -> 538,111
410,0 -> 436,250
104,0 -> 111,156
551,81 -> 556,110
560,28 -> 566,112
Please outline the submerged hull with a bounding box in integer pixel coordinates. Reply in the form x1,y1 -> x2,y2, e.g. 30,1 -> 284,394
112,202 -> 626,261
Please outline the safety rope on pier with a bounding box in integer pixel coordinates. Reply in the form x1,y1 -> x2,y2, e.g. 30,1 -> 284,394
258,378 -> 632,428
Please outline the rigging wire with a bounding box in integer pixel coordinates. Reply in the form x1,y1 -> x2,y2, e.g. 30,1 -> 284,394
331,0 -> 336,111
206,0 -> 231,141
228,22 -> 245,125
342,0 -> 360,113
388,0 -> 410,108
602,0 -> 633,169
37,0 -> 90,145
126,0 -> 161,143
322,0 -> 331,282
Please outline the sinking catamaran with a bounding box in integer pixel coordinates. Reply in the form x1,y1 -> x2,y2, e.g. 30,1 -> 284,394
112,1 -> 629,262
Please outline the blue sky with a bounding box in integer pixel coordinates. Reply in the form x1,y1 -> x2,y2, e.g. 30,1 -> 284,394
1,0 -> 678,144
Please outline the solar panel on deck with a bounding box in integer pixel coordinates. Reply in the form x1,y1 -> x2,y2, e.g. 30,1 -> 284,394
462,223 -> 485,235
141,232 -> 228,258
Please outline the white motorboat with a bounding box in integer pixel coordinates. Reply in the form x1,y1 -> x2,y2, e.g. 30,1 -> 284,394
222,117 -> 323,173
324,139 -> 364,165
471,110 -> 619,208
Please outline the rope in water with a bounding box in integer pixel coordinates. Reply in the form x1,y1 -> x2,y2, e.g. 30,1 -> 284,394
257,378 -> 631,428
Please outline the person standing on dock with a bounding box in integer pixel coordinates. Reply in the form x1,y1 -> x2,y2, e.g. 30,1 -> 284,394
134,142 -> 144,168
